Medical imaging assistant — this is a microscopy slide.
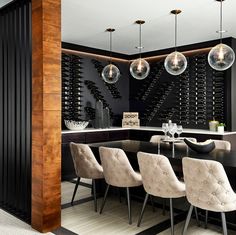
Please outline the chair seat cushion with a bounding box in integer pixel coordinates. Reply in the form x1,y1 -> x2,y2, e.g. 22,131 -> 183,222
184,139 -> 215,153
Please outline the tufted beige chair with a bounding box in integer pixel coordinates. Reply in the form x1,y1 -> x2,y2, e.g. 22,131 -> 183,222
70,142 -> 104,211
213,139 -> 231,151
150,135 -> 164,143
99,146 -> 142,224
182,157 -> 236,235
137,152 -> 185,234
200,139 -> 231,229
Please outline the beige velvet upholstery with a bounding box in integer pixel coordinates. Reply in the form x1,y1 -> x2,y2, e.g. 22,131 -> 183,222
99,147 -> 142,188
70,142 -> 103,179
137,152 -> 185,198
212,140 -> 231,151
150,135 -> 163,143
183,157 -> 236,212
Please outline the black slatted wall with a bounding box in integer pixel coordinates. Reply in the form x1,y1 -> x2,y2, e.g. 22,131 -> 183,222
0,0 -> 32,222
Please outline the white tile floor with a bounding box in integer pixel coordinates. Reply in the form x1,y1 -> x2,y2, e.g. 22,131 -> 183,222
61,180 -> 236,235
0,209 -> 53,235
0,180 -> 235,235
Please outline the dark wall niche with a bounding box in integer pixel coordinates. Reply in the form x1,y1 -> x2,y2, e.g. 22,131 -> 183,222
0,0 -> 32,222
130,52 -> 229,130
61,52 -> 129,129
63,37 -> 235,131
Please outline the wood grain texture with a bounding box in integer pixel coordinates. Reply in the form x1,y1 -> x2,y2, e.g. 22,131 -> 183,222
32,0 -> 61,232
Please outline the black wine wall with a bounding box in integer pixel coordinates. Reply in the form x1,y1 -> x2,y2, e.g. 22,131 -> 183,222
62,37 -> 236,131
61,51 -> 130,129
129,52 -> 230,130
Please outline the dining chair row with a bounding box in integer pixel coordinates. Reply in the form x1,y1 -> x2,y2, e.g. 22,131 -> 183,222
69,139 -> 233,235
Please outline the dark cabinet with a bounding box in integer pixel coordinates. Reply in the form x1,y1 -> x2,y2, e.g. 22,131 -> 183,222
86,132 -> 109,143
108,130 -> 129,141
61,143 -> 76,181
129,130 -> 162,141
62,132 -> 86,143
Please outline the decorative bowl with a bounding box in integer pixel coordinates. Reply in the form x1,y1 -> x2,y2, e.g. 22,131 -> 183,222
184,138 -> 215,153
64,120 -> 89,131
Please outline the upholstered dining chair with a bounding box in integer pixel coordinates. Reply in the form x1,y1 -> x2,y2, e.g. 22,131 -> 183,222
203,139 -> 231,228
137,152 -> 186,235
182,157 -> 236,235
99,146 -> 142,224
213,139 -> 231,151
150,135 -> 164,143
70,142 -> 104,212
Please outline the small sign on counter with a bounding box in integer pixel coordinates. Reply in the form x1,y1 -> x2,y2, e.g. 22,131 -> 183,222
122,112 -> 140,128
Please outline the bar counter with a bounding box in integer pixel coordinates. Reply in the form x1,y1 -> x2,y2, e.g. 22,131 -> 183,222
62,126 -> 236,135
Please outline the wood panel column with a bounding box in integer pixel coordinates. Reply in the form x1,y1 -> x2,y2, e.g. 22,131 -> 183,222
32,0 -> 61,232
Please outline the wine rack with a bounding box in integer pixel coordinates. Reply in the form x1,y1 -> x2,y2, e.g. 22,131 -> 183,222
62,53 -> 83,122
130,52 -> 227,129
84,80 -> 114,117
91,59 -> 122,99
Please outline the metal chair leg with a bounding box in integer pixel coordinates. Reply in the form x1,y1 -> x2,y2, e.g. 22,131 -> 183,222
170,198 -> 174,235
127,187 -> 132,225
92,179 -> 97,212
194,207 -> 200,226
150,195 -> 155,212
99,184 -> 110,214
221,212 -> 228,235
205,210 -> 208,229
137,193 -> 149,227
182,205 -> 194,235
162,198 -> 166,216
117,187 -> 122,203
71,177 -> 80,205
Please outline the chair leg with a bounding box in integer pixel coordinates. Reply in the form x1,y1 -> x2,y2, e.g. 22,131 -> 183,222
126,187 -> 132,225
92,179 -> 97,212
182,205 -> 194,235
162,198 -> 166,216
221,212 -> 228,235
99,184 -> 110,214
137,193 -> 149,227
150,195 -> 155,212
117,187 -> 122,203
170,198 -> 174,235
194,207 -> 200,226
205,210 -> 208,229
71,177 -> 80,205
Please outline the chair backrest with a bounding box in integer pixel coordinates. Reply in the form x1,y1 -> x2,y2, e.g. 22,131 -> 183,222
212,140 -> 231,151
99,147 -> 141,187
137,152 -> 185,198
150,135 -> 163,143
70,142 -> 103,179
183,157 -> 236,212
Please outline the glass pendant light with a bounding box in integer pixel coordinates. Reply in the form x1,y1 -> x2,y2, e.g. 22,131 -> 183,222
130,20 -> 150,80
208,0 -> 235,71
164,10 -> 187,76
102,28 -> 120,84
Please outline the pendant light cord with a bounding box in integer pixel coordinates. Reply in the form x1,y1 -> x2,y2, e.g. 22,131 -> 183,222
139,23 -> 142,58
175,13 -> 178,51
220,0 -> 223,43
109,31 -> 112,64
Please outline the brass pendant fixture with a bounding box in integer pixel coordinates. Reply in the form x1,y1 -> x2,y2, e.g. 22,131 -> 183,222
164,9 -> 187,76
130,20 -> 150,80
208,0 -> 235,71
102,28 -> 120,84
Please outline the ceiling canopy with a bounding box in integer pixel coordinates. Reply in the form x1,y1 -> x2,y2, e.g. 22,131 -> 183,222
62,0 -> 236,54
